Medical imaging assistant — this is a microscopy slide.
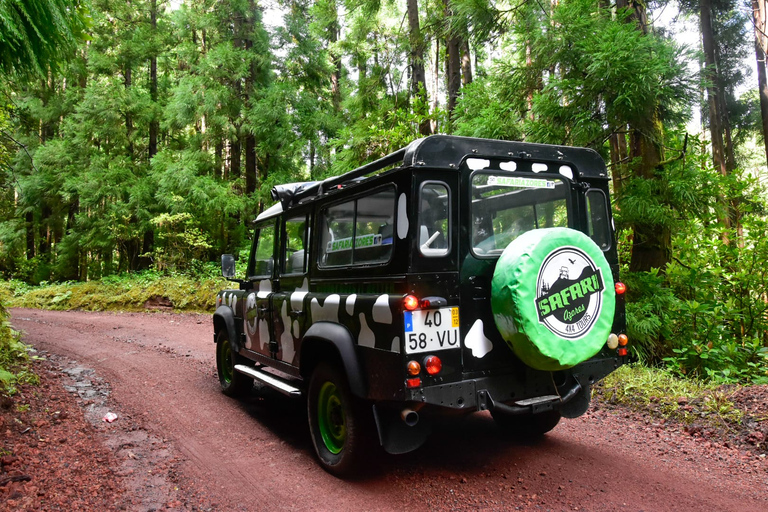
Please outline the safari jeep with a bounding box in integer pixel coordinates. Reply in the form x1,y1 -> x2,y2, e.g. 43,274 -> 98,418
214,135 -> 628,476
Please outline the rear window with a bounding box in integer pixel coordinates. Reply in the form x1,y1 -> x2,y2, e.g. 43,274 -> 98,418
471,173 -> 569,256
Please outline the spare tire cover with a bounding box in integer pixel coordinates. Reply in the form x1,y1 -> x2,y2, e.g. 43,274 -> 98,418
491,227 -> 615,371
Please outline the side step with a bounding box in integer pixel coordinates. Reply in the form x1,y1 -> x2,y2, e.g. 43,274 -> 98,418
514,395 -> 561,407
234,365 -> 302,397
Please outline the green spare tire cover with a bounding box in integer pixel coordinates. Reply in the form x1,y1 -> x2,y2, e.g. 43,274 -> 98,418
491,227 -> 615,371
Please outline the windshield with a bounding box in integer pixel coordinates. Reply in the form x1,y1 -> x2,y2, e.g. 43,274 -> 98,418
471,173 -> 569,256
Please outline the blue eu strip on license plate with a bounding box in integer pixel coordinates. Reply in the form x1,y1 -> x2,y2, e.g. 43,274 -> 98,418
403,311 -> 413,332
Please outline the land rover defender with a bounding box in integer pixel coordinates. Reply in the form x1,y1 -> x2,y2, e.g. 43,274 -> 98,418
214,135 -> 628,476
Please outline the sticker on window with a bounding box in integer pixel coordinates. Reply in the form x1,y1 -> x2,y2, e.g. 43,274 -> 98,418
487,176 -> 555,189
326,233 -> 383,253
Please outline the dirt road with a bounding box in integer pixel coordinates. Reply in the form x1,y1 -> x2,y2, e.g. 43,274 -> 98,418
9,308 -> 768,511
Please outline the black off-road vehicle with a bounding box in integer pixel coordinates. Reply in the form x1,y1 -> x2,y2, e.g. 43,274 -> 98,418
214,135 -> 628,476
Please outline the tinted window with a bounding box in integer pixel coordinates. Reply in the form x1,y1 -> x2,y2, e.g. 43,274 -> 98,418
419,182 -> 450,257
586,189 -> 612,250
250,222 -> 276,277
283,215 -> 308,274
319,187 -> 396,267
471,173 -> 568,256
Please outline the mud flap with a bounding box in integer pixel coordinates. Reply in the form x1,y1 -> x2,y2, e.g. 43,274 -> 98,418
372,404 -> 432,455
559,382 -> 591,418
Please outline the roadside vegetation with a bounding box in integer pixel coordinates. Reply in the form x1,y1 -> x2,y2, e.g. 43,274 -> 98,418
0,302 -> 38,397
598,364 -> 743,426
2,265 -> 227,314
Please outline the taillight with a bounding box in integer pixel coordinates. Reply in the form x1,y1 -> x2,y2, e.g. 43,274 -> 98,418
618,334 -> 628,346
407,360 -> 421,376
424,355 -> 442,375
406,377 -> 421,388
403,295 -> 420,311
615,282 -> 626,294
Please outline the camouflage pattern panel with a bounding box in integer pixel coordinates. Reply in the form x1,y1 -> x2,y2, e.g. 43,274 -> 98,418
272,276 -> 309,366
215,289 -> 247,320
242,278 -> 274,358
305,289 -> 404,353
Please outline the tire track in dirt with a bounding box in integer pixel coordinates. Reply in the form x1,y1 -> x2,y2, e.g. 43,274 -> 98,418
10,308 -> 768,511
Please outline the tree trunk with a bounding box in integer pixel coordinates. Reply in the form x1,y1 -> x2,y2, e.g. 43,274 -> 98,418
124,65 -> 134,157
406,0 -> 431,135
244,3 -> 257,196
329,2 -> 341,112
444,0 -> 461,119
621,1 -> 671,272
628,120 -> 669,272
431,38 -> 440,133
461,39 -> 472,86
753,0 -> 768,167
148,0 -> 158,160
700,0 -> 727,178
25,211 -> 35,260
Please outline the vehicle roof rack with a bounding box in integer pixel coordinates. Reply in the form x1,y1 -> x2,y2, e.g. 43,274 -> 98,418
270,135 -> 608,211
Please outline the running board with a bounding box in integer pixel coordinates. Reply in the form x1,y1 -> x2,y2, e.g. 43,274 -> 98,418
514,395 -> 561,407
234,365 -> 301,397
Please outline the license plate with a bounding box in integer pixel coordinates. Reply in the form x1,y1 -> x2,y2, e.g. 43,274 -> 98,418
403,307 -> 460,354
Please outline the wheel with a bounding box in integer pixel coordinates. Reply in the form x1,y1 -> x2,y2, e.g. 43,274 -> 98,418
307,362 -> 372,477
491,409 -> 561,437
216,330 -> 251,397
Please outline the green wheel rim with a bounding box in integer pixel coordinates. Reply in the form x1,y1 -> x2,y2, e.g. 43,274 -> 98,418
219,339 -> 233,384
317,381 -> 346,455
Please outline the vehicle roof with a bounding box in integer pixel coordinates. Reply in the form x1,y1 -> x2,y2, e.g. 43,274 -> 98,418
258,135 -> 609,220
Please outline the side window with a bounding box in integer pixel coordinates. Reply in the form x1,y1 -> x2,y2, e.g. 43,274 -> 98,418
418,182 -> 450,257
250,222 -> 276,278
586,189 -> 612,250
283,215 -> 308,274
319,187 -> 396,267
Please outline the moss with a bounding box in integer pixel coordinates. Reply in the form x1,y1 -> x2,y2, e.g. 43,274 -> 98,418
595,363 -> 743,426
6,274 -> 229,314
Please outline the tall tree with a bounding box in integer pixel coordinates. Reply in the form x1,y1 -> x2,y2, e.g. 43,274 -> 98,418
753,0 -> 768,166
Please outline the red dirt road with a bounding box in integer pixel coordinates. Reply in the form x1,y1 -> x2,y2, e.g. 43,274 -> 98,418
9,308 -> 768,511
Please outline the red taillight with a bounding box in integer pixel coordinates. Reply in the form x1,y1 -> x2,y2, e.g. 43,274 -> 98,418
617,347 -> 628,357
615,282 -> 626,295
407,360 -> 421,376
424,355 -> 442,376
404,295 -> 420,311
406,377 -> 421,388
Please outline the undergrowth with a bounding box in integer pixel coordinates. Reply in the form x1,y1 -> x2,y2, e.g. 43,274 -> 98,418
595,363 -> 743,428
0,302 -> 39,396
1,269 -> 228,313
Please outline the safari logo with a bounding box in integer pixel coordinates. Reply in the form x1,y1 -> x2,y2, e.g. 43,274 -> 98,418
534,246 -> 604,339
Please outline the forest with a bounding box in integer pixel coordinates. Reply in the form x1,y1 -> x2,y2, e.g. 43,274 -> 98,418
2,0 -> 768,383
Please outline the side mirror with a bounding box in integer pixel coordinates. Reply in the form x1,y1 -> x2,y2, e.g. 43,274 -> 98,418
221,254 -> 236,279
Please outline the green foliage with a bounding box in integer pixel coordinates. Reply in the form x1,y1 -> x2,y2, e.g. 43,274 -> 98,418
620,156 -> 768,384
5,269 -> 228,313
0,0 -> 88,77
597,363 -> 743,425
0,301 -> 39,395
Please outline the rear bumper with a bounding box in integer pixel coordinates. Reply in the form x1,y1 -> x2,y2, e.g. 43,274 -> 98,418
405,356 -> 623,415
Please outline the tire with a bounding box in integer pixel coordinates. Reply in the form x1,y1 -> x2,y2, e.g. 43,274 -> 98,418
216,330 -> 251,397
307,362 -> 372,477
491,227 -> 616,371
491,409 -> 561,437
